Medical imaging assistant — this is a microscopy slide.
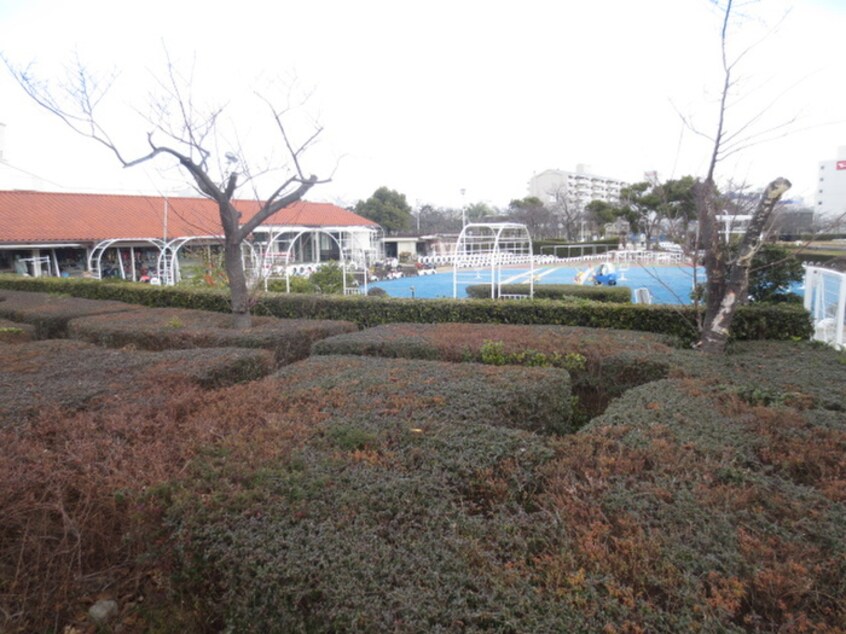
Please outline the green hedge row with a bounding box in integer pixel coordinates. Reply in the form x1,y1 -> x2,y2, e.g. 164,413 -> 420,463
313,323 -> 675,395
0,288 -> 138,338
466,282 -> 632,303
68,307 -> 357,367
533,238 -> 618,255
0,340 -> 274,424
0,275 -> 813,344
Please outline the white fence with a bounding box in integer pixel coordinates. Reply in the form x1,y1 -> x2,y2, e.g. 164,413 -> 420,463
804,266 -> 846,350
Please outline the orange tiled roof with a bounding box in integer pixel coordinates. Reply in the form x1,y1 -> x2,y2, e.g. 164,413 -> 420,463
0,190 -> 378,244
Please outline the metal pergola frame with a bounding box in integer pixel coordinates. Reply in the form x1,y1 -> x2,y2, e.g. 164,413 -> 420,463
88,238 -> 166,281
259,225 -> 381,294
452,223 -> 534,299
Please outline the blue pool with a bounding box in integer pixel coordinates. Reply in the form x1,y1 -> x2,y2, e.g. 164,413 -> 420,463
370,265 -> 705,304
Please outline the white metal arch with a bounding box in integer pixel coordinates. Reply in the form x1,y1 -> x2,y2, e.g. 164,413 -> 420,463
88,238 -> 166,281
262,227 -> 356,294
452,223 -> 534,299
157,236 -> 259,286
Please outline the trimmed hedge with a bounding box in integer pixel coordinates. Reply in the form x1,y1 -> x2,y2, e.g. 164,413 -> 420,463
161,341 -> 846,632
0,275 -> 813,344
313,322 -> 675,397
0,288 -> 137,338
533,238 -> 618,256
466,282 -> 632,303
531,374 -> 846,631
0,340 -> 274,425
68,307 -> 357,367
161,354 -> 573,630
0,318 -> 35,343
270,354 -> 573,435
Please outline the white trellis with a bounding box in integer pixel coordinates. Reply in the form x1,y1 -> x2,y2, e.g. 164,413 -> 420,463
259,226 -> 381,294
452,223 -> 534,299
88,238 -> 166,281
157,237 -> 259,286
804,265 -> 846,350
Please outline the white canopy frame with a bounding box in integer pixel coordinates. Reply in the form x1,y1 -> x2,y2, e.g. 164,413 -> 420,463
158,236 -> 259,286
452,223 -> 534,299
260,225 -> 381,294
88,238 -> 166,281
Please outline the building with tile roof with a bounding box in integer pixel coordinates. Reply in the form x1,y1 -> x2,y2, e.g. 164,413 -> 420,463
0,190 -> 382,283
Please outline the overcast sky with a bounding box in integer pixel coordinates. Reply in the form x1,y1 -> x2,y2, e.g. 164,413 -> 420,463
1,0 -> 845,210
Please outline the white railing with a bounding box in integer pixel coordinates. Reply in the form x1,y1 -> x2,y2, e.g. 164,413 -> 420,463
417,248 -> 687,268
804,266 -> 846,350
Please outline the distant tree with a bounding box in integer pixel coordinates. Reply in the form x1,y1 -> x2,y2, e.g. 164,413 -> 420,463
5,53 -> 325,329
654,176 -> 699,246
464,201 -> 494,223
584,199 -> 620,236
507,196 -> 555,239
618,182 -> 664,246
415,204 -> 462,234
548,186 -> 582,240
747,244 -> 804,303
354,187 -> 413,235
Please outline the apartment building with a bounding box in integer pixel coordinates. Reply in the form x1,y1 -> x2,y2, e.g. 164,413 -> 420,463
528,164 -> 627,209
816,146 -> 846,217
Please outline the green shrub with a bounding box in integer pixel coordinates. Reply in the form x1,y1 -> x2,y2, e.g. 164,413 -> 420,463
161,354 -> 575,631
265,276 -> 318,294
478,339 -> 587,371
314,323 -> 673,423
466,282 -> 632,303
542,373 -> 846,631
309,261 -> 356,294
0,288 -> 137,338
68,307 -> 357,367
748,244 -> 805,302
0,319 -> 34,343
0,275 -> 813,343
532,238 -> 617,256
0,340 -> 274,425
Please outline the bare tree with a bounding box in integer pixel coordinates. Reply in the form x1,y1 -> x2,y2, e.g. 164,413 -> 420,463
5,53 -> 327,328
690,0 -> 795,353
547,186 -> 581,241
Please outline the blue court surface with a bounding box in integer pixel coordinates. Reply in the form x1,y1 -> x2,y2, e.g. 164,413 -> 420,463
369,265 -> 706,304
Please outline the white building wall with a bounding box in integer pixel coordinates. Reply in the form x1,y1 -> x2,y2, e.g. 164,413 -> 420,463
528,166 -> 627,210
816,146 -> 846,218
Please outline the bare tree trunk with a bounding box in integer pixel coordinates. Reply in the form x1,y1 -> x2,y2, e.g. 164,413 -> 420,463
224,240 -> 251,329
218,198 -> 252,329
700,177 -> 791,353
699,179 -> 728,331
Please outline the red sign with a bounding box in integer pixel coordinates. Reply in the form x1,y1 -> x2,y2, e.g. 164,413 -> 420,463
837,160 -> 846,170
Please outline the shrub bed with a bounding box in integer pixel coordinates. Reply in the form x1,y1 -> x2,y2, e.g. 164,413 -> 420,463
0,340 -> 274,425
313,322 -> 675,405
0,275 -> 813,343
0,318 -> 34,343
528,372 -> 846,631
2,327 -> 844,631
268,354 -> 573,435
68,307 -> 357,367
467,282 -> 632,303
0,376 -> 281,631
0,289 -> 137,338
158,355 -> 575,631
